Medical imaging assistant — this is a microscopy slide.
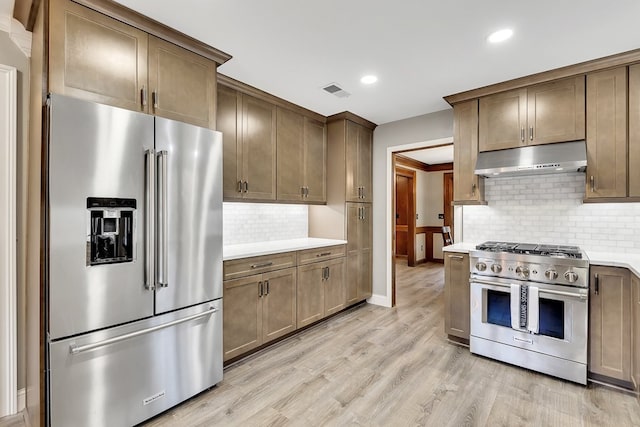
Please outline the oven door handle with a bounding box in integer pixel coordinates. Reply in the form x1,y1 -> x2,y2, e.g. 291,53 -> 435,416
539,288 -> 588,300
471,278 -> 512,288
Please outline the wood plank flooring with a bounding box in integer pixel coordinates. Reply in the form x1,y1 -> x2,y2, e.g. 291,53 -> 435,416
2,260 -> 639,426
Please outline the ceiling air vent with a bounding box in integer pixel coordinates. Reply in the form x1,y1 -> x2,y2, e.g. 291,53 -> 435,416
322,82 -> 350,98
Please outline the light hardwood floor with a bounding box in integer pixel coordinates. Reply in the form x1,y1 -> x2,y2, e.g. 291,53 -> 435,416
2,261 -> 639,427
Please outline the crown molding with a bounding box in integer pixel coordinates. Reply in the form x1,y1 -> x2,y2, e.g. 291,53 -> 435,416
0,14 -> 32,57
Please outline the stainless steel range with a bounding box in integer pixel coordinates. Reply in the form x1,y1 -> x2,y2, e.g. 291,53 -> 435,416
469,241 -> 589,384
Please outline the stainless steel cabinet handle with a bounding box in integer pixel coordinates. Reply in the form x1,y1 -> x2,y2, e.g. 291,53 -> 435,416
472,183 -> 476,196
157,150 -> 169,288
594,273 -> 599,295
326,267 -> 330,280
265,280 -> 270,295
448,255 -> 464,260
141,85 -> 147,107
144,149 -> 155,290
238,180 -> 244,193
590,176 -> 596,192
69,307 -> 218,354
251,261 -> 273,269
305,187 -> 309,197
258,281 -> 263,297
152,91 -> 159,109
301,186 -> 305,197
316,252 -> 332,257
243,181 -> 249,193
361,187 -> 365,199
361,207 -> 366,220
520,128 -> 525,142
529,126 -> 534,141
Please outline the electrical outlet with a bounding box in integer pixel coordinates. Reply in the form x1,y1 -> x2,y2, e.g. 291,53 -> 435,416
416,213 -> 419,219
438,213 -> 444,219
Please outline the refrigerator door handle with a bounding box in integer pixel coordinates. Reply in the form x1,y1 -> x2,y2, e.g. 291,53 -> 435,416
69,306 -> 218,354
145,149 -> 155,290
157,150 -> 169,288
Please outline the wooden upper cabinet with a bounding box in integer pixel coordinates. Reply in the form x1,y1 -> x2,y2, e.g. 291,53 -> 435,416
527,76 -> 585,145
49,0 -> 148,112
479,88 -> 526,152
629,65 -> 640,198
586,67 -> 627,199
303,117 -> 327,203
345,121 -> 373,202
453,99 -> 483,203
277,108 -> 305,201
148,36 -> 216,129
242,94 -> 277,200
479,76 -> 585,152
218,85 -> 242,199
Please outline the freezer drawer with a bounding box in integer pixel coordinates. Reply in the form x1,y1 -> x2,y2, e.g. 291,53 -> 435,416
49,300 -> 222,427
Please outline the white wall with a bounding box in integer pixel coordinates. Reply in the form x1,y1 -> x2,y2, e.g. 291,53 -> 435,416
462,173 -> 640,252
372,109 -> 454,304
223,202 -> 308,245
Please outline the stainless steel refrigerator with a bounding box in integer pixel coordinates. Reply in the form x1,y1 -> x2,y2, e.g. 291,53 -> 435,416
45,94 -> 223,427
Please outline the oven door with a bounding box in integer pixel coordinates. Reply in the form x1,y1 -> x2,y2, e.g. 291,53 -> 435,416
470,275 -> 588,363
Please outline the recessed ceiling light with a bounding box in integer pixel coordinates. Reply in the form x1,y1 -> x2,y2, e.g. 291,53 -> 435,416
487,28 -> 513,44
360,75 -> 378,85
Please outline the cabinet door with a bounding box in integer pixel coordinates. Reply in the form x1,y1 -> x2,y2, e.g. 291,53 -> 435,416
324,258 -> 346,315
527,76 -> 585,145
346,255 -> 359,305
630,65 -> 640,198
589,266 -> 631,382
359,204 -> 372,252
218,85 -> 243,200
242,94 -> 277,200
479,88 -> 527,152
632,273 -> 640,389
297,263 -> 325,328
223,276 -> 262,361
346,203 -> 360,254
48,0 -> 148,112
276,108 -> 304,201
444,252 -> 470,340
262,268 -> 297,343
303,117 -> 327,203
586,68 -> 628,198
358,126 -> 373,202
357,249 -> 372,300
453,99 -> 483,202
148,36 -> 216,129
345,121 -> 360,202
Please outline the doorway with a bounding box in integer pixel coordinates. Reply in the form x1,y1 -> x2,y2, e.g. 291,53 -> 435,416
395,168 -> 415,266
443,172 -> 454,239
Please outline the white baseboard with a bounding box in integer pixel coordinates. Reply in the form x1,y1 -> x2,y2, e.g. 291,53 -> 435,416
367,293 -> 392,308
17,388 -> 25,412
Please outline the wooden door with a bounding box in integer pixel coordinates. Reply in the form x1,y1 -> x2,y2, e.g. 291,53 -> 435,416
345,121 -> 360,202
632,273 -> 640,389
629,65 -> 640,197
479,88 -> 527,152
527,76 -> 585,145
148,36 -> 216,129
589,266 -> 631,382
303,117 -> 327,202
296,263 -> 325,328
242,94 -> 277,200
218,85 -> 242,200
48,0 -> 148,112
453,100 -> 483,202
443,172 -> 454,240
395,174 -> 410,256
586,67 -> 628,199
324,258 -> 346,315
358,126 -> 373,202
262,267 -> 297,343
444,252 -> 470,340
223,275 -> 262,361
276,108 -> 304,201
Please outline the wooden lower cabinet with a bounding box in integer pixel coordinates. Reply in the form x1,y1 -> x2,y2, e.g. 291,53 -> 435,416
632,273 -> 640,389
223,267 -> 296,361
589,266 -> 632,384
297,257 -> 346,328
444,252 -> 470,341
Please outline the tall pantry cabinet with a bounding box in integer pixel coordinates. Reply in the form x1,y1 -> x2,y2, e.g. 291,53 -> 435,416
309,113 -> 375,304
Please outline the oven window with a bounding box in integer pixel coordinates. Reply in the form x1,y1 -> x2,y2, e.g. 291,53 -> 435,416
486,289 -> 511,328
538,298 -> 564,340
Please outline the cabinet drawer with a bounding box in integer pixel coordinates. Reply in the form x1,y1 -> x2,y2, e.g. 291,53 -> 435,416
223,252 -> 297,280
297,245 -> 346,265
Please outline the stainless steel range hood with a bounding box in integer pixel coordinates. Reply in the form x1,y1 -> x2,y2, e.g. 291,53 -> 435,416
474,140 -> 587,178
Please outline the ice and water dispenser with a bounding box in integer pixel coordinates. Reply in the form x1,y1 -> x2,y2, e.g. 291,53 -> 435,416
86,197 -> 136,265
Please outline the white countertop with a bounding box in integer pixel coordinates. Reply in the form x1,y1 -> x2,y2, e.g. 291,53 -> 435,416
585,251 -> 640,277
442,242 -> 478,254
224,238 -> 348,261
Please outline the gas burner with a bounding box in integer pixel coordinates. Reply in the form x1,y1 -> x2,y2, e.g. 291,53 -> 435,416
475,242 -> 583,259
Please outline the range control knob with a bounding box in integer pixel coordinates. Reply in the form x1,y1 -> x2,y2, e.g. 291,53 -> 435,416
475,262 -> 487,272
491,264 -> 502,274
564,271 -> 579,283
515,265 -> 530,278
545,269 -> 558,280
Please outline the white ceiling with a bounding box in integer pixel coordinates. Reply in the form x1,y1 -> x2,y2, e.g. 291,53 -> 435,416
0,0 -> 13,17
401,145 -> 453,165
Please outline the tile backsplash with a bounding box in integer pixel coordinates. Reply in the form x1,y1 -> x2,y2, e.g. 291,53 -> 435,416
223,202 -> 308,245
462,173 -> 640,253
